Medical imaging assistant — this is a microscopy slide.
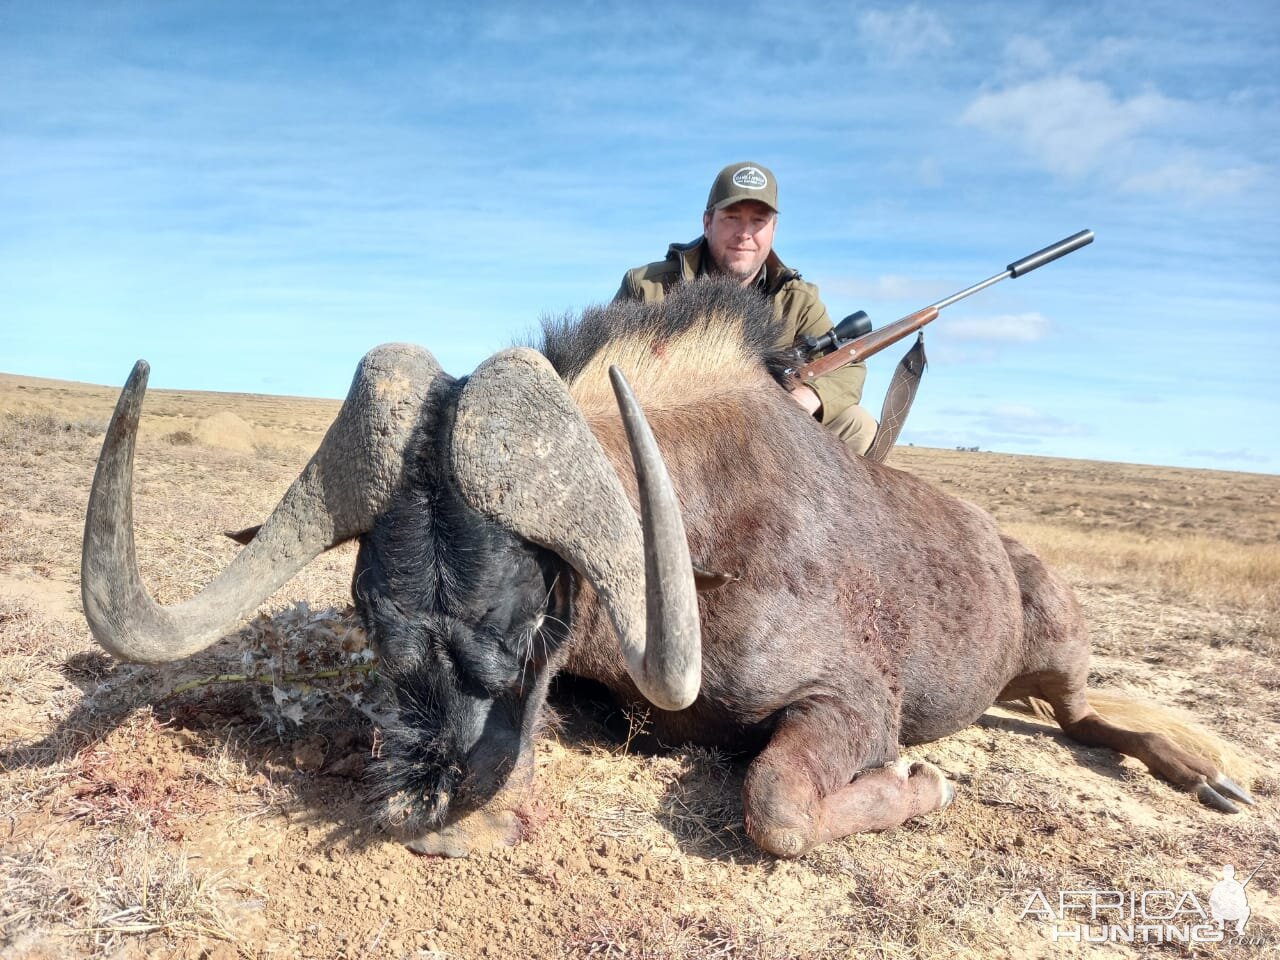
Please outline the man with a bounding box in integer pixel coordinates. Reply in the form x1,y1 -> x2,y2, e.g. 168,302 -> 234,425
615,161 -> 877,456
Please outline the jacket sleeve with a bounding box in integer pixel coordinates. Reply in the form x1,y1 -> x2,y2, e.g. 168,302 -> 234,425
787,286 -> 867,422
613,271 -> 637,303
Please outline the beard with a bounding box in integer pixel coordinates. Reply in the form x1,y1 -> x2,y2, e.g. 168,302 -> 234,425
708,249 -> 766,283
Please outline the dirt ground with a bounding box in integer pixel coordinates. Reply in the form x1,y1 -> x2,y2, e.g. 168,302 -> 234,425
1,370 -> 1277,959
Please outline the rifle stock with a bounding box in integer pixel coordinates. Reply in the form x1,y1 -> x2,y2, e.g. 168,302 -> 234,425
793,305 -> 938,383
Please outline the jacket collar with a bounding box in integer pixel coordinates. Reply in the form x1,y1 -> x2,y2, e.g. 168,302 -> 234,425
666,237 -> 799,295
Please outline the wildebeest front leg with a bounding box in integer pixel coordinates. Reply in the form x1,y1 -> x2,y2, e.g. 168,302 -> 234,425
742,697 -> 953,858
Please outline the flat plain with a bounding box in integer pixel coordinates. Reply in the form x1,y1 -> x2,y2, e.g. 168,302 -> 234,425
1,370 -> 1277,959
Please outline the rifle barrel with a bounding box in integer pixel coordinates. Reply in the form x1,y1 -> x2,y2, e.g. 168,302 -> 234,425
929,229 -> 1094,312
791,229 -> 1093,383
1007,228 -> 1094,278
930,270 -> 1012,311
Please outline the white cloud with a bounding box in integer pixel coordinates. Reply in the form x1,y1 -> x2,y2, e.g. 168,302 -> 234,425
823,274 -> 950,302
945,312 -> 1049,343
1076,36 -> 1140,74
1004,35 -> 1053,74
1121,158 -> 1264,197
903,404 -> 1091,452
900,427 -> 1019,450
859,5 -> 952,61
975,404 -> 1089,438
960,73 -> 1175,178
959,66 -> 1268,199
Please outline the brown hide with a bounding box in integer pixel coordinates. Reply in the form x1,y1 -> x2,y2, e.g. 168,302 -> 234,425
563,359 -> 1024,755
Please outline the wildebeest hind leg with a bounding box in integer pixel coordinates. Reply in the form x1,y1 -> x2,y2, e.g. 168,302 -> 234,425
1003,532 -> 1253,813
1037,681 -> 1253,812
742,698 -> 953,858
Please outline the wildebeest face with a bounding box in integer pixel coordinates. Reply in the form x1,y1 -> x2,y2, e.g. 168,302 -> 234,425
353,491 -> 572,834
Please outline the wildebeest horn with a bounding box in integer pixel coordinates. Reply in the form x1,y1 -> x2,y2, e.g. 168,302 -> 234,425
452,348 -> 701,712
81,344 -> 447,663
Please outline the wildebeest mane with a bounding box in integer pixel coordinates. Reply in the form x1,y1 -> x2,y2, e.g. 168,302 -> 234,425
534,278 -> 795,417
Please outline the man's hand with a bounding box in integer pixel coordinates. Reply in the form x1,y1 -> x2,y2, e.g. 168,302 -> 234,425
788,384 -> 822,417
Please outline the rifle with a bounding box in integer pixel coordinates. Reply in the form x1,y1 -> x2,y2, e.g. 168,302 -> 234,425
792,229 -> 1094,461
794,230 -> 1094,380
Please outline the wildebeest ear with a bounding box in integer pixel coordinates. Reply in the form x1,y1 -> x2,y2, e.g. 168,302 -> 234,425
223,524 -> 262,546
693,565 -> 740,592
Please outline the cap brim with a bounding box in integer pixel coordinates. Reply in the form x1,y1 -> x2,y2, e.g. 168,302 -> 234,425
710,193 -> 779,213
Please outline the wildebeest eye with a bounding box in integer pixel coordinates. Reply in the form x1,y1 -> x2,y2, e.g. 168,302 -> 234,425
442,627 -> 524,697
499,616 -> 544,656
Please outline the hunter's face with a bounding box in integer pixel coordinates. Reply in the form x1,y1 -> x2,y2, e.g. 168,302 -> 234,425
703,200 -> 777,284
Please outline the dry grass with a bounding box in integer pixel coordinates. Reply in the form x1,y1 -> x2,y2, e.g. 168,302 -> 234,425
0,598 -> 289,959
0,410 -> 107,443
2,828 -> 243,952
1006,521 -> 1280,617
1,691 -> 236,956
0,598 -> 66,690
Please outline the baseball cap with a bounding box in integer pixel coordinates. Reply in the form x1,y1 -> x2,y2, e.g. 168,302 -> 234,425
706,162 -> 779,213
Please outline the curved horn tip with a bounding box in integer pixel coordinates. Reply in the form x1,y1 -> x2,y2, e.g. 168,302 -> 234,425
607,364 -> 631,398
127,360 -> 151,389
652,676 -> 700,713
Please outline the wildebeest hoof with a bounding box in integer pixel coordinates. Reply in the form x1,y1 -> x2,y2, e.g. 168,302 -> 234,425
405,808 -> 522,858
1194,779 -> 1244,815
886,758 -> 913,781
938,776 -> 956,809
753,824 -> 814,860
903,760 -> 954,813
1210,774 -> 1255,806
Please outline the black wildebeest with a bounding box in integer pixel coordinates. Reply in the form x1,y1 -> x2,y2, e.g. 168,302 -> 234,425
82,278 -> 1253,858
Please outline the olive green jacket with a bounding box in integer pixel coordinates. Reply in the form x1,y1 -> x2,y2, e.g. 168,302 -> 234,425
614,238 -> 866,424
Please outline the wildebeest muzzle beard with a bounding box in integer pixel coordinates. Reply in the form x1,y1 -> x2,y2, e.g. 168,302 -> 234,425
374,658 -> 527,834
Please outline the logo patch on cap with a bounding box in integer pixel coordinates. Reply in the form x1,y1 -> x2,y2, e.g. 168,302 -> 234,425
731,166 -> 768,190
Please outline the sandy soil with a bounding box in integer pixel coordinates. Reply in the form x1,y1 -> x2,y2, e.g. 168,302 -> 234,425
1,370 -> 1277,959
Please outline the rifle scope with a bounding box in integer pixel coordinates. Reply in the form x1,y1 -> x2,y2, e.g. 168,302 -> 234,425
800,310 -> 872,356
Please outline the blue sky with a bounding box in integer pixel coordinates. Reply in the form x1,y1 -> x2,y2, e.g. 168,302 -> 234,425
2,1 -> 1277,471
